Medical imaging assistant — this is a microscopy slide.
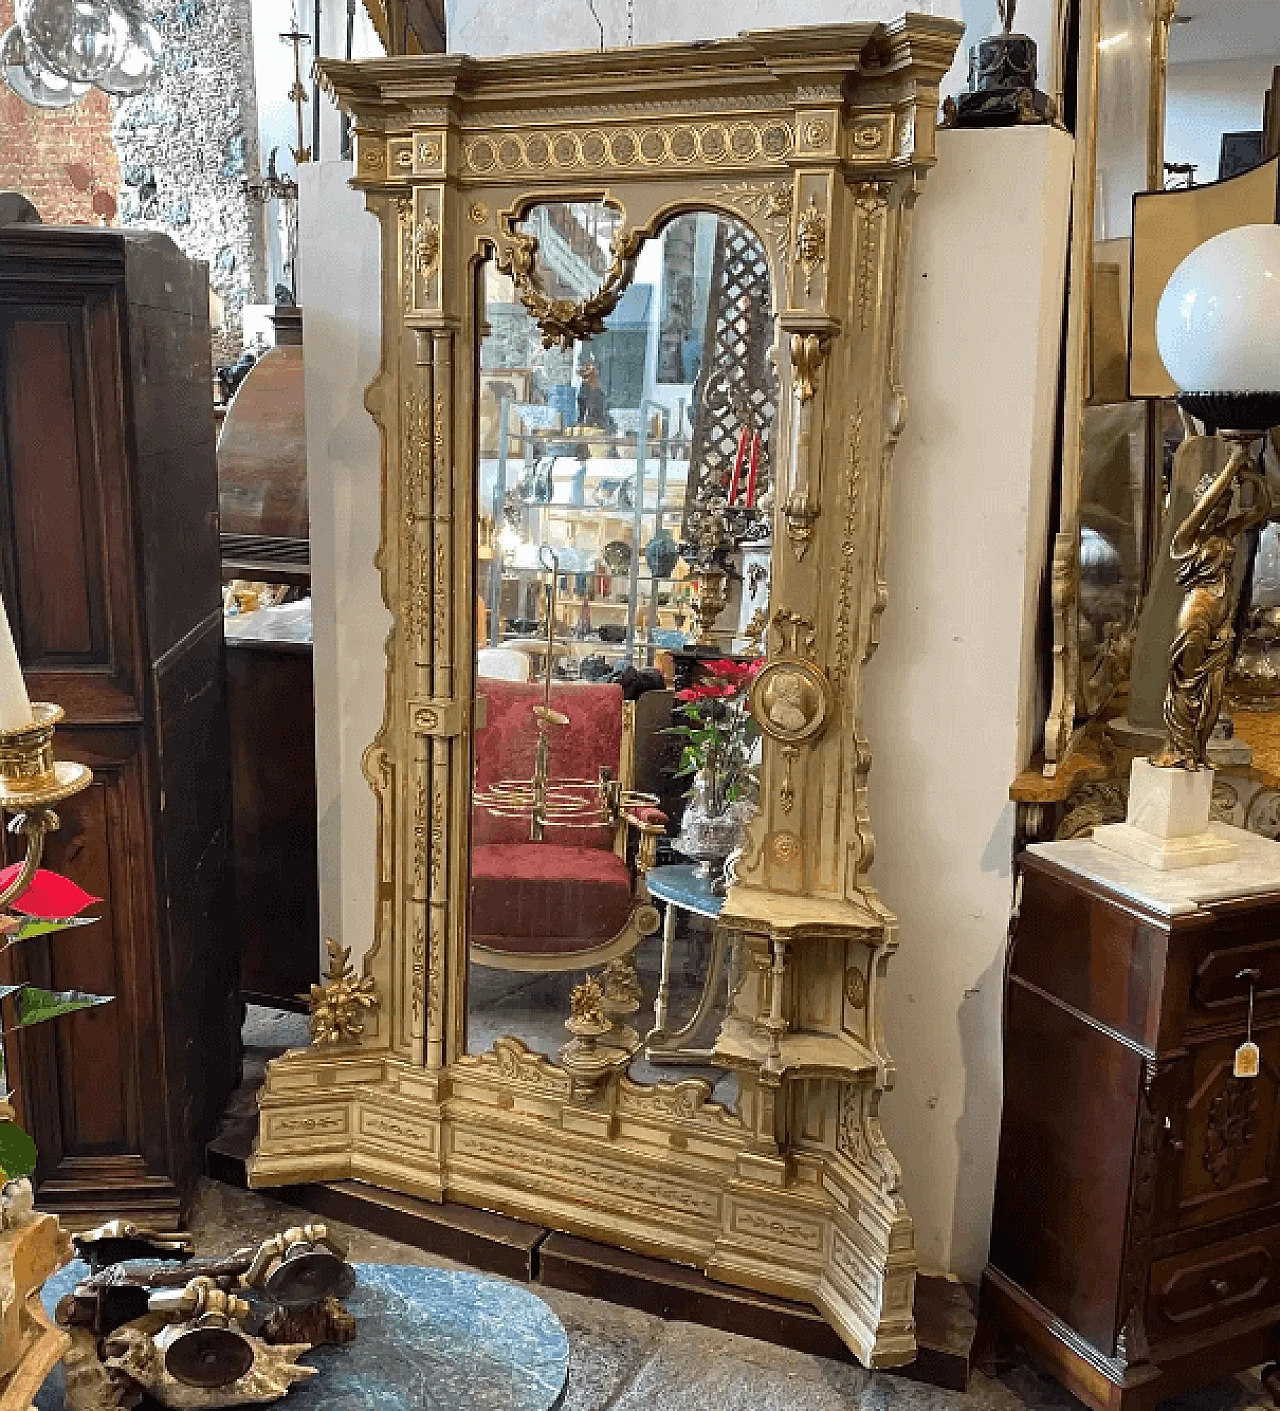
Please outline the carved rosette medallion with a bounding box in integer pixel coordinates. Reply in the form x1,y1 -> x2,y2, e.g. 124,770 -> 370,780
1204,1075 -> 1259,1189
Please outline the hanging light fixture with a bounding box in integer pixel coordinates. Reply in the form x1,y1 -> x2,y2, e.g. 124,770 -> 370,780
95,5 -> 161,94
2,0 -> 161,107
0,22 -> 89,106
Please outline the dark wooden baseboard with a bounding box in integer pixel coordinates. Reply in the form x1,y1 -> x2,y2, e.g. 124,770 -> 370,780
209,1113 -> 974,1388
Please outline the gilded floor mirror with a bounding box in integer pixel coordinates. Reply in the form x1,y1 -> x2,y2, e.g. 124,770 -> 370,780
249,20 -> 962,1366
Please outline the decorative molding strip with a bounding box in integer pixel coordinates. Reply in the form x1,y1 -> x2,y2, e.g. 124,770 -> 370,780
463,120 -> 795,177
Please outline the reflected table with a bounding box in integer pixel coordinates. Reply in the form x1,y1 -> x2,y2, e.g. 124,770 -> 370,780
38,1263 -> 569,1411
644,863 -> 730,1064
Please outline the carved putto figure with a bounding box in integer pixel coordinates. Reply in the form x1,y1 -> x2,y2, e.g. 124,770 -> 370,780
1151,452 -> 1272,770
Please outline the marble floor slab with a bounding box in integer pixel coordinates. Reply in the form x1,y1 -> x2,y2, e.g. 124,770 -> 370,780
182,1178 -> 1266,1411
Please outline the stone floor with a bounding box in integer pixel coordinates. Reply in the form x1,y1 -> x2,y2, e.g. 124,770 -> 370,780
225,1011 -> 1266,1411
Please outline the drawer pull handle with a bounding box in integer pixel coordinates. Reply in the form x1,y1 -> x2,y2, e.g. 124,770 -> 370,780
1169,1138 -> 1185,1153
1210,1279 -> 1233,1300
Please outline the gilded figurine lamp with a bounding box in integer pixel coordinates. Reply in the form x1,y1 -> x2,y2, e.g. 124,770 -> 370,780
1094,224 -> 1280,870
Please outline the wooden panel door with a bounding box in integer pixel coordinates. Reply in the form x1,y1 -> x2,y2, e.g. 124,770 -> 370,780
0,290 -> 144,723
0,730 -> 182,1223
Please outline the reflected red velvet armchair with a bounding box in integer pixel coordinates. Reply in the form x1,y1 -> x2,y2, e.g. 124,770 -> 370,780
470,678 -> 666,971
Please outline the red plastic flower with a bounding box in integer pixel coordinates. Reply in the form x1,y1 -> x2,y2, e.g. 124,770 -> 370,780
0,867 -> 100,919
702,657 -> 763,689
676,682 -> 736,703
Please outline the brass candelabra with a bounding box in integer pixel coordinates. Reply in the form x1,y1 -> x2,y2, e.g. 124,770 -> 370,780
0,703 -> 92,910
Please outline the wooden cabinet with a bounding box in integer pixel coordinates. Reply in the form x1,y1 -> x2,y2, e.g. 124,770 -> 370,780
0,225 -> 239,1227
225,633 -> 318,1008
983,847 -> 1280,1411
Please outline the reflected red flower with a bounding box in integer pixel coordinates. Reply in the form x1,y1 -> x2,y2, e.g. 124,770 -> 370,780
676,682 -> 736,703
0,867 -> 100,919
701,657 -> 764,689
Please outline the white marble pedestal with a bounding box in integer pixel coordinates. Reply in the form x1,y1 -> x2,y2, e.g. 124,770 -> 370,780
1092,758 -> 1239,870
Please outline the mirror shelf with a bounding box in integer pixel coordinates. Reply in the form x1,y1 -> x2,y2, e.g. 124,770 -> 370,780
249,19 -> 961,1369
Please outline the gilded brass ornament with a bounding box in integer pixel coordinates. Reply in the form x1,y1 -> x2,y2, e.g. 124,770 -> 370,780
1151,435 -> 1272,771
303,940 -> 379,1045
494,224 -> 644,350
567,973 -> 605,1028
692,566 -> 730,644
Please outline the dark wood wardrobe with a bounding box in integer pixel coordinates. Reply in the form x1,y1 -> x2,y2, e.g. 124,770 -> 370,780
0,224 -> 240,1226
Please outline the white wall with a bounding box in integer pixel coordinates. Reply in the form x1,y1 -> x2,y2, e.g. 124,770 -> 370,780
866,124 -> 1073,1278
300,161 -> 388,963
443,0 -> 1063,106
1166,56 -> 1280,186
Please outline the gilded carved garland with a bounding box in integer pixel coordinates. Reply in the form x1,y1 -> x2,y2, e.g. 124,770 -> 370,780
494,225 -> 645,349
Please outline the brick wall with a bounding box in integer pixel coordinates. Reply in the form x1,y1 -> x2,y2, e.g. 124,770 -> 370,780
0,0 -> 121,223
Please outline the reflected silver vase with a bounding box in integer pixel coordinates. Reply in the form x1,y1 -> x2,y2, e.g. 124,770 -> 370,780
673,766 -> 753,894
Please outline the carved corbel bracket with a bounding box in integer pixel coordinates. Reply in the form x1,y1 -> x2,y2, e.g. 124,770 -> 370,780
783,325 -> 837,559
789,330 -> 833,405
783,490 -> 820,559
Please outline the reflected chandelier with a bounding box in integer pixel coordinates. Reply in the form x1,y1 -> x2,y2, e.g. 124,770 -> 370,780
1,0 -> 161,108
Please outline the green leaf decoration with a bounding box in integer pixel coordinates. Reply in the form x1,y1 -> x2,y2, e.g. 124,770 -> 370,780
15,987 -> 113,1029
3,915 -> 100,946
0,1121 -> 37,1179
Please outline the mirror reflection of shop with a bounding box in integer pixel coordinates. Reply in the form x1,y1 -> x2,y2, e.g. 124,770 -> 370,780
468,203 -> 777,1111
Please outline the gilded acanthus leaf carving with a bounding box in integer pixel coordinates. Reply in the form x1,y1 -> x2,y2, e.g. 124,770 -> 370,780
304,940 -> 379,1045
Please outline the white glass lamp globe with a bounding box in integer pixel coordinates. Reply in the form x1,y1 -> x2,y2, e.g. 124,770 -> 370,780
1155,223 -> 1280,393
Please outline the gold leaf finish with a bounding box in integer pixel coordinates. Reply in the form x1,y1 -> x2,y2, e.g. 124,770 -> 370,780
253,16 -> 963,1373
303,940 -> 379,1046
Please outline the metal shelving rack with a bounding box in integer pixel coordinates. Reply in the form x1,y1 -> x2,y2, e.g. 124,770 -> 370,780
486,398 -> 694,668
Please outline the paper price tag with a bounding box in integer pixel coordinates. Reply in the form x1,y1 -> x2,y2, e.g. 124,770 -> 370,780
1235,1040 -> 1261,1079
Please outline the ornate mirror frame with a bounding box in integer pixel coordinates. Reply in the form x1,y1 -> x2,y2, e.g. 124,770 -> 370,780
1041,0 -> 1176,768
249,19 -> 961,1367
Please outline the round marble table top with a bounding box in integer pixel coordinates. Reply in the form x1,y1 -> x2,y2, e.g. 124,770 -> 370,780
646,862 -> 725,919
38,1261 -> 569,1411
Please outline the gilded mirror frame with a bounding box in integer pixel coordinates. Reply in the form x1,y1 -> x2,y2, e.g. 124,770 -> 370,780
248,20 -> 962,1368
1041,0 -> 1176,769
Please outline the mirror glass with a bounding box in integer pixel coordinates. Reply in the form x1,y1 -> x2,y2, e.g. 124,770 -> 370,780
1165,1 -> 1279,188
1078,0 -> 1158,705
468,203 -> 778,1106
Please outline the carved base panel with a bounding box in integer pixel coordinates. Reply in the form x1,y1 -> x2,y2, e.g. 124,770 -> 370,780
250,1047 -> 916,1366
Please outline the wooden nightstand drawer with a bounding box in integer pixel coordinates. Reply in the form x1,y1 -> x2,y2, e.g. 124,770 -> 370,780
1186,933 -> 1280,1031
1147,1225 -> 1280,1346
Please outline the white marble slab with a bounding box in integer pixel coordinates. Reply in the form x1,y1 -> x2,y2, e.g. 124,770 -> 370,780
1091,819 -> 1238,870
1028,823 -> 1280,916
